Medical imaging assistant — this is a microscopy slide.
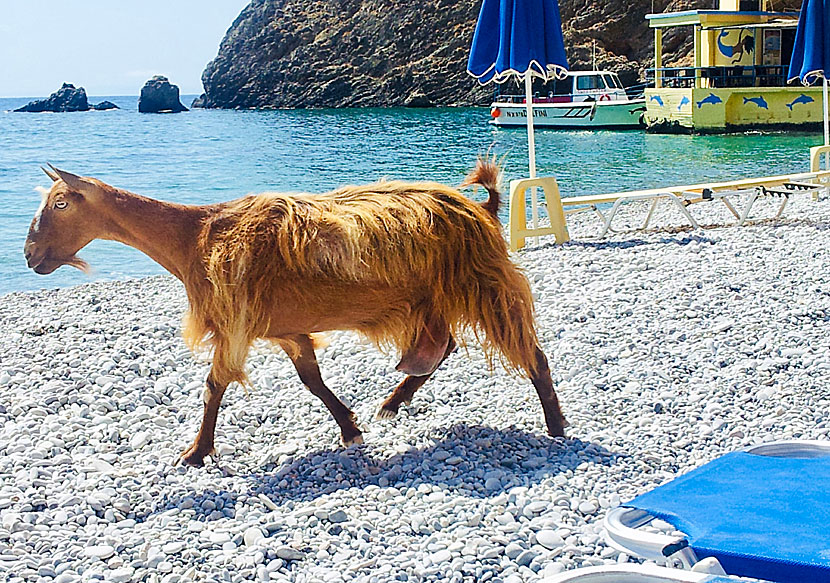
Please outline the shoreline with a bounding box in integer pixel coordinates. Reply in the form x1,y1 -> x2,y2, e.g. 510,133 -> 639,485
1,194 -> 829,581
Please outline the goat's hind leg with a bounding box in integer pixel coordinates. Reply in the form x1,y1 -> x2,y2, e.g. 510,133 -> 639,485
378,335 -> 456,420
279,334 -> 363,446
529,346 -> 567,437
498,296 -> 567,438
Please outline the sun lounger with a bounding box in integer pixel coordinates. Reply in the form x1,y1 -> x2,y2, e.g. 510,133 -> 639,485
509,169 -> 830,249
541,563 -> 755,583
599,440 -> 830,583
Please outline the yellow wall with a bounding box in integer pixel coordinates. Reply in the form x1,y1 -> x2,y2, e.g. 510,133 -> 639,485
645,87 -> 824,131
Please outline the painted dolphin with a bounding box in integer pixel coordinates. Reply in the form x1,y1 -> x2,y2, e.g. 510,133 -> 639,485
649,95 -> 665,107
696,93 -> 723,108
678,96 -> 691,110
743,96 -> 769,109
786,94 -> 815,110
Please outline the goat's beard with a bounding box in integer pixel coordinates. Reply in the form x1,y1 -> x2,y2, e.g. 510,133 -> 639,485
66,255 -> 91,274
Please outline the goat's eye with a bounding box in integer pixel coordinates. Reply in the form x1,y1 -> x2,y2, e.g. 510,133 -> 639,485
54,200 -> 68,210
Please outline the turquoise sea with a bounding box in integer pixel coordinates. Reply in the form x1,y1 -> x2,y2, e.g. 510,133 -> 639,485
0,94 -> 821,295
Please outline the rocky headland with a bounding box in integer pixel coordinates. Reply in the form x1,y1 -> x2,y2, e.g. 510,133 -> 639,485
197,0 -> 788,109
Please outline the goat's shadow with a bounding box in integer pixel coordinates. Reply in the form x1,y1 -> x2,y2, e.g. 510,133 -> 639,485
153,424 -> 619,521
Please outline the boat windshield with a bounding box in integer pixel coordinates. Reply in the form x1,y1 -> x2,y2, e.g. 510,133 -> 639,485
575,75 -> 605,91
603,74 -> 623,89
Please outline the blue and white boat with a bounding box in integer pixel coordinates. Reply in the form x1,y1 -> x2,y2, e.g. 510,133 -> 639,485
489,70 -> 646,128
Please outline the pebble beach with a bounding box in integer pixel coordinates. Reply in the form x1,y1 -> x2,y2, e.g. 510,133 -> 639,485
1,192 -> 829,583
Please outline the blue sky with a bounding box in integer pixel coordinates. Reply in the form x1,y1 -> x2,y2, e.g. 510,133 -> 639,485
0,1 -> 251,97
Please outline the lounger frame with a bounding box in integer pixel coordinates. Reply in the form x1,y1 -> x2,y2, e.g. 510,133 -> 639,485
508,168 -> 830,250
541,563 -> 728,583
604,440 -> 830,571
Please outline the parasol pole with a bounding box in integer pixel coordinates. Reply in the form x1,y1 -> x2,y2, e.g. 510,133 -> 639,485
525,71 -> 539,232
824,76 -> 829,169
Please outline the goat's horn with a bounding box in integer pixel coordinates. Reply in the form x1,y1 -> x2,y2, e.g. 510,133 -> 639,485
50,166 -> 87,192
41,165 -> 60,182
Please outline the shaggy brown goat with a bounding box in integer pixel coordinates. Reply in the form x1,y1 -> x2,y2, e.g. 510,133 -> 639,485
25,161 -> 567,466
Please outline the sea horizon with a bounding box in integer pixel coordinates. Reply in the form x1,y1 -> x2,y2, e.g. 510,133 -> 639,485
2,94 -> 200,108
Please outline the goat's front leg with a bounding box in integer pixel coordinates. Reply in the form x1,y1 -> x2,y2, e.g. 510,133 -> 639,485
279,334 -> 363,446
377,336 -> 456,419
179,371 -> 228,467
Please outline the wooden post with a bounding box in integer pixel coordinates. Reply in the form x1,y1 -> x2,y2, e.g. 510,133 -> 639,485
694,25 -> 701,89
655,28 -> 663,89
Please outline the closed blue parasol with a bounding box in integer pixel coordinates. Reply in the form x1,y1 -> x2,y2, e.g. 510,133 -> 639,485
789,0 -> 830,148
468,0 -> 568,230
467,0 -> 568,84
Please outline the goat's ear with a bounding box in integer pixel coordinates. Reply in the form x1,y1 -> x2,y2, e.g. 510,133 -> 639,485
50,165 -> 97,197
41,165 -> 60,182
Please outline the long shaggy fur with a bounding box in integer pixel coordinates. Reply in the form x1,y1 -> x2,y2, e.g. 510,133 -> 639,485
182,159 -> 540,387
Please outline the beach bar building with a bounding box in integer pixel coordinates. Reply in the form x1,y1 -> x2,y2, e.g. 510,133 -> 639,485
645,0 -> 824,132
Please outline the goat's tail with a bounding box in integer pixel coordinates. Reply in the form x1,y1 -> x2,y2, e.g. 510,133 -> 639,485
461,156 -> 502,221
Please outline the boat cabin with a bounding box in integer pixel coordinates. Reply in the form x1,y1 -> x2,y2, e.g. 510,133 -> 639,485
495,71 -> 629,104
645,0 -> 823,132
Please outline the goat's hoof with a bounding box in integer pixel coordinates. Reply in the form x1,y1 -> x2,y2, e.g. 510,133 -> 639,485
343,434 -> 364,447
376,406 -> 398,420
547,424 -> 567,438
178,444 -> 213,467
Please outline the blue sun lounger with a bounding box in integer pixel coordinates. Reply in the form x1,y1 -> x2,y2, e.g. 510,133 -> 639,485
601,440 -> 830,583
544,441 -> 830,583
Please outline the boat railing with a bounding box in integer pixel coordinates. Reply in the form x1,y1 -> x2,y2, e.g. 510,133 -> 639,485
646,65 -> 790,89
493,93 -> 627,104
624,82 -> 650,99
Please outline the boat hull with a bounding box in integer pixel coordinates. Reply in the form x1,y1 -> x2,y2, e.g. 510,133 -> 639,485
490,99 -> 647,129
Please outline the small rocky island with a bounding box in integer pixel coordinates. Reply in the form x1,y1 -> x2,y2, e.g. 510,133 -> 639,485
13,84 -> 119,113
138,76 -> 188,113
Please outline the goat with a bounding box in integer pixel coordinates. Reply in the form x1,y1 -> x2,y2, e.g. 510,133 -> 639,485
24,161 -> 567,466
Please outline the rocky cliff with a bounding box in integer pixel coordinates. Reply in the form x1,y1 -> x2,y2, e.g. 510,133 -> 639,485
198,0 -> 790,109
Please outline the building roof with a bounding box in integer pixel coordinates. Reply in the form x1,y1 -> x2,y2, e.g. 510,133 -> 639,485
646,10 -> 798,28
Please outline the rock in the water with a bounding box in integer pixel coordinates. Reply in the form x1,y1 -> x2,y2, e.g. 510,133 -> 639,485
138,75 -> 188,113
14,83 -> 89,112
93,100 -> 119,110
191,94 -> 207,108
404,90 -> 433,108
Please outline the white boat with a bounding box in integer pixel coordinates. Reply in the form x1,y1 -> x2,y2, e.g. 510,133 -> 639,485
489,70 -> 647,129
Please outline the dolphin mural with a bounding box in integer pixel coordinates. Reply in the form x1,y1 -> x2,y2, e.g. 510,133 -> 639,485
649,95 -> 665,107
743,96 -> 769,109
678,96 -> 691,110
696,93 -> 723,108
786,94 -> 815,110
